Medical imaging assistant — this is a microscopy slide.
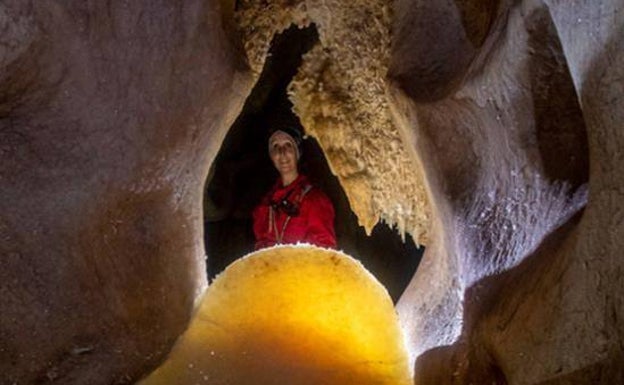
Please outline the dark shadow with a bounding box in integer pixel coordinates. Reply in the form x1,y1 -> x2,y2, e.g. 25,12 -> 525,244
526,6 -> 589,188
203,24 -> 423,302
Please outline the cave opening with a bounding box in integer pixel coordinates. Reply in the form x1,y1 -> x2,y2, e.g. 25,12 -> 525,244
202,24 -> 423,302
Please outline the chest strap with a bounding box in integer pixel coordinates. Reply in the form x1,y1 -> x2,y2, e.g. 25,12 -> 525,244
268,184 -> 313,243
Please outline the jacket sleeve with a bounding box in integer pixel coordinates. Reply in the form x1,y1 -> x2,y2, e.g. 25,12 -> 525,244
301,189 -> 337,248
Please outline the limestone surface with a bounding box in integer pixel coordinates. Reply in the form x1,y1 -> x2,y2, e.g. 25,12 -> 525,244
1,0 -> 623,384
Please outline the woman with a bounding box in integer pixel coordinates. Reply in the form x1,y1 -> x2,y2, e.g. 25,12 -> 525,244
252,127 -> 336,249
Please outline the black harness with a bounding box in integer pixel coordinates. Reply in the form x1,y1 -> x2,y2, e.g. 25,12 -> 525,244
267,184 -> 312,243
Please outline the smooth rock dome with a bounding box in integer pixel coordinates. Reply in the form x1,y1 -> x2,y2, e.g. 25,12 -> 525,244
140,245 -> 411,385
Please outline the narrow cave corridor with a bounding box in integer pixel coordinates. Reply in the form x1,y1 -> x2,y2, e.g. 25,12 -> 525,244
3,1 -> 622,384
202,25 -> 423,302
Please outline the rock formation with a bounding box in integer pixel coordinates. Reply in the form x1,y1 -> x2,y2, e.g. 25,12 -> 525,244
1,0 -> 622,384
140,246 -> 412,385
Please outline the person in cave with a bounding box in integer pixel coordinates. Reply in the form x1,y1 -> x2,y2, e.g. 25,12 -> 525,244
252,126 -> 337,250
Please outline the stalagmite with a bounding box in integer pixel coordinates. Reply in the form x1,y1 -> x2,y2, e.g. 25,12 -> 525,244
140,245 -> 411,385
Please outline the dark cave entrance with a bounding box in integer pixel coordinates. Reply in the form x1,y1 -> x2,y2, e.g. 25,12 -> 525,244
203,25 -> 422,302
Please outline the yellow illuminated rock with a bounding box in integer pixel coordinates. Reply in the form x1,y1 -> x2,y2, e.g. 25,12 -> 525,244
140,245 -> 412,385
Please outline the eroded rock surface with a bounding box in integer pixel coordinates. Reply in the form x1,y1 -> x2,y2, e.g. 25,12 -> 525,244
1,0 -> 623,384
1,1 -> 252,383
390,0 -> 623,384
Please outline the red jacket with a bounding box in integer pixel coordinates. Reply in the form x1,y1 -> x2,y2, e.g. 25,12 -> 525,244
252,175 -> 336,249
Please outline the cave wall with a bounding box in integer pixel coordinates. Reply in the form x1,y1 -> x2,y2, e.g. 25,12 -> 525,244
0,1 -> 252,383
1,0 -> 623,384
390,0 -> 623,383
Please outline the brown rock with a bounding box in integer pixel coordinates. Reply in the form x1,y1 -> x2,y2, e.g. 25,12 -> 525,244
1,0 -> 622,384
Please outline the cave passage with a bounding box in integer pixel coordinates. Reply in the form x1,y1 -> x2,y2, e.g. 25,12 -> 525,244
202,25 -> 423,302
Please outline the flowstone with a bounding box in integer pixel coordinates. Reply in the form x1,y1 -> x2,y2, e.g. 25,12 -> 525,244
236,0 -> 431,244
140,245 -> 411,385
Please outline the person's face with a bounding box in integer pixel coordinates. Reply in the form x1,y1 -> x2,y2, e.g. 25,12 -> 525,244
269,132 -> 298,177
